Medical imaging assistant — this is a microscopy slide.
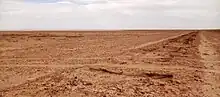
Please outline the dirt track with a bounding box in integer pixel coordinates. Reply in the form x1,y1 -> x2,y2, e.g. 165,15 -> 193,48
0,30 -> 220,97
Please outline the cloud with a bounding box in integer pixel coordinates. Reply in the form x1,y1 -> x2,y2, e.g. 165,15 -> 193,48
0,0 -> 219,30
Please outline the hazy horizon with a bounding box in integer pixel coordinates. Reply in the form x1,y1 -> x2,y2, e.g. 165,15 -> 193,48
0,0 -> 219,30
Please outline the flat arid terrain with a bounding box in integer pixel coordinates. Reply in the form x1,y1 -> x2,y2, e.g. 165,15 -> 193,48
0,30 -> 220,97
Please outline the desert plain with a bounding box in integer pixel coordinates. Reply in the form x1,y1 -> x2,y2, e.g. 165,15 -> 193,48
0,30 -> 220,97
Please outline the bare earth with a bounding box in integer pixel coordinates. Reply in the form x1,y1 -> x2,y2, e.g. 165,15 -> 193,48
0,30 -> 220,97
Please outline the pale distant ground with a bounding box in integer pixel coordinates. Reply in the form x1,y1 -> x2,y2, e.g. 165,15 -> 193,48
0,30 -> 220,97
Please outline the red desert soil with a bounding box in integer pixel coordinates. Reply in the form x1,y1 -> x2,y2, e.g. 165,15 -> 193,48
0,30 -> 220,97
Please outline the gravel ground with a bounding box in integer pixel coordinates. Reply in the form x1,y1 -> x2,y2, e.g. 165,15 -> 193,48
0,30 -> 219,97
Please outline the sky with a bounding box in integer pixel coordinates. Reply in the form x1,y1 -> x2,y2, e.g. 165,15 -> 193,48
0,0 -> 219,30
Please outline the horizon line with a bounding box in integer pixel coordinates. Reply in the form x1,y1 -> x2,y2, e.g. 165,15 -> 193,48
0,28 -> 219,32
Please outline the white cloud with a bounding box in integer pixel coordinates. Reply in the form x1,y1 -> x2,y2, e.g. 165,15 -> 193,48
0,0 -> 219,30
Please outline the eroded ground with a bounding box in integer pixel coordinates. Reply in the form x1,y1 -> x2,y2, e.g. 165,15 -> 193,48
0,30 -> 220,97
